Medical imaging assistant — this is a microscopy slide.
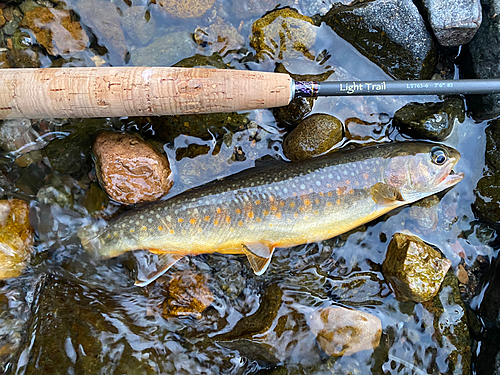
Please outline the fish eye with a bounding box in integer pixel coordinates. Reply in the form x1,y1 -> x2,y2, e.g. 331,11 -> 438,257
431,147 -> 448,165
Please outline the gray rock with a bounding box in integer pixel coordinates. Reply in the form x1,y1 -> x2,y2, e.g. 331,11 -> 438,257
422,0 -> 482,46
323,0 -> 437,79
469,0 -> 500,118
120,6 -> 155,45
131,32 -> 197,67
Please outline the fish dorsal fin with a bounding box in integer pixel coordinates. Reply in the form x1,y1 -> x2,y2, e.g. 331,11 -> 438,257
242,243 -> 275,276
134,251 -> 184,287
370,182 -> 405,204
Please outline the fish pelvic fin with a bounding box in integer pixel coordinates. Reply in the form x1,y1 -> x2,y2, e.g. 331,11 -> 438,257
370,182 -> 405,204
243,243 -> 275,276
134,251 -> 184,287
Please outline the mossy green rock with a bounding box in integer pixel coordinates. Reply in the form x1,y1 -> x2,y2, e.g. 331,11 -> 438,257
250,9 -> 316,62
382,232 -> 452,303
393,98 -> 465,141
283,114 -> 343,161
323,0 -> 437,79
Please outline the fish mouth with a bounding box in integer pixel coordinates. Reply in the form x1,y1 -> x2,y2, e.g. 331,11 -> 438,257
439,169 -> 465,188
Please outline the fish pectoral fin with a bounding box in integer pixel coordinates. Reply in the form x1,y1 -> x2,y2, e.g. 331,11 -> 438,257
134,252 -> 184,287
370,182 -> 405,204
242,243 -> 275,276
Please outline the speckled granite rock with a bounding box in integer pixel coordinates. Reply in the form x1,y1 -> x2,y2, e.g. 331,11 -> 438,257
422,0 -> 482,46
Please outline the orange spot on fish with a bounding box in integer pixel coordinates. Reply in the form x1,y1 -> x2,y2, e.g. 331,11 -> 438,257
336,188 -> 342,195
276,212 -> 282,219
304,199 -> 311,206
235,209 -> 241,214
292,192 -> 297,197
141,226 -> 147,231
238,220 -> 243,226
217,208 -> 222,214
214,219 -> 219,226
294,212 -> 299,218
271,204 -> 278,211
346,180 -> 350,184
190,218 -> 196,225
290,202 -> 296,208
315,198 -> 320,204
328,191 -> 333,197
198,228 -> 202,232
255,200 -> 261,205
314,210 -> 319,215
337,199 -> 341,205
178,218 -> 184,223
256,217 -> 262,222
248,211 -> 254,218
263,209 -> 270,216
319,192 -> 324,197
363,173 -> 369,179
327,201 -> 332,207
130,229 -> 135,233
349,189 -> 354,194
170,229 -> 175,234
230,228 -> 234,232
279,201 -> 285,207
158,226 -> 163,231
226,216 -> 231,224
299,206 -> 305,211
204,216 -> 210,221
269,196 -> 275,202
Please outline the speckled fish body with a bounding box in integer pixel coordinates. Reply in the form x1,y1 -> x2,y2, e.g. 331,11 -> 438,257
82,142 -> 463,284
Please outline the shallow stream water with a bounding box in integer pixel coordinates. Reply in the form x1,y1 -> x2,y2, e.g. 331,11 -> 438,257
0,0 -> 496,373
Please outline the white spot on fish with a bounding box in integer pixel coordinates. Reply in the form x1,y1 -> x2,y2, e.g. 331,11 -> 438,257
148,218 -> 153,224
300,184 -> 306,190
316,181 -> 321,187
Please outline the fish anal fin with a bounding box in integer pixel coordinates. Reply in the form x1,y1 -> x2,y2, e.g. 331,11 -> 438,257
243,243 -> 275,276
134,251 -> 184,287
370,182 -> 404,204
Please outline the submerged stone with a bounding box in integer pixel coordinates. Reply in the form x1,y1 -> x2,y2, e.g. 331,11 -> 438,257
131,31 -> 197,67
393,98 -> 465,141
162,271 -> 214,319
0,199 -> 33,279
308,306 -> 382,356
382,232 -> 452,303
421,0 -> 482,46
283,114 -> 343,161
120,6 -> 156,45
194,17 -> 245,56
250,9 -> 317,62
156,0 -> 215,18
323,0 -> 437,79
92,131 -> 173,205
19,7 -> 89,56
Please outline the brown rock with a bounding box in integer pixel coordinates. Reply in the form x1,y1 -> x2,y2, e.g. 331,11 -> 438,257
382,232 -> 452,303
283,114 -> 343,161
162,271 -> 214,319
0,199 -> 34,279
309,306 -> 382,356
194,17 -> 245,55
456,265 -> 469,285
20,7 -> 89,56
92,131 -> 173,205
156,0 -> 215,19
0,9 -> 5,28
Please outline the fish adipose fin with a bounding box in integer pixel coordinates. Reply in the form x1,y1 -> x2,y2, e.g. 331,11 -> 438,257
370,182 -> 405,204
134,251 -> 184,287
243,243 -> 275,275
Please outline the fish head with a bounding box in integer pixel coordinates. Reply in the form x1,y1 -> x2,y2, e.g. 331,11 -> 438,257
383,142 -> 464,200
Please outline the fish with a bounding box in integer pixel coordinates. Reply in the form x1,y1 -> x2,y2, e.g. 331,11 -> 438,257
80,142 -> 464,286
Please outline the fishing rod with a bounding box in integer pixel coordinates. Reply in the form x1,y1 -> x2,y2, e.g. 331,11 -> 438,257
0,66 -> 499,119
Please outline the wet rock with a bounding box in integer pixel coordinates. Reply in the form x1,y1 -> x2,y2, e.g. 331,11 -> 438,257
0,199 -> 34,279
474,119 -> 500,223
120,6 -> 155,45
218,340 -> 280,368
19,7 -> 89,56
162,271 -> 214,319
408,195 -> 440,233
232,0 -> 290,18
131,31 -> 197,67
456,264 -> 469,284
283,114 -> 343,161
0,9 -> 5,28
75,0 -> 127,64
323,0 -> 437,79
421,0 -> 482,46
469,0 -> 500,118
214,283 -> 283,340
344,117 -> 389,142
250,9 -> 317,62
423,270 -> 471,374
393,98 -> 465,141
156,0 -> 215,18
82,181 -> 111,217
194,17 -> 245,56
92,131 -> 173,205
308,306 -> 382,356
382,232 -> 452,303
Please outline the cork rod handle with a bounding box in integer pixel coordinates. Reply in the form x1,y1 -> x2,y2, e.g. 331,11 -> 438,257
0,67 -> 293,119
